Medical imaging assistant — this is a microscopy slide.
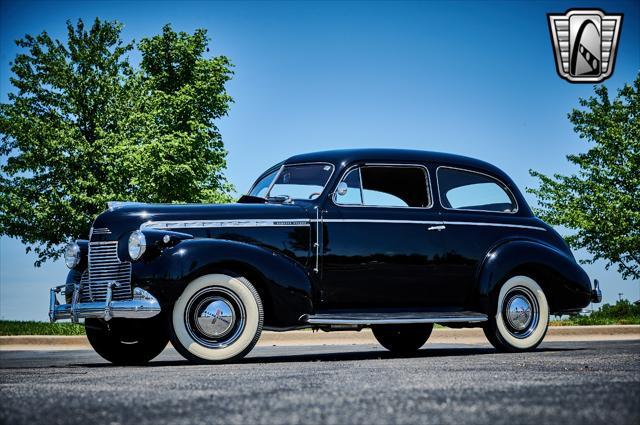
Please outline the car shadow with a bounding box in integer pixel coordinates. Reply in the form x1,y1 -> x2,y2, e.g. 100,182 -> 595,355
73,345 -> 583,368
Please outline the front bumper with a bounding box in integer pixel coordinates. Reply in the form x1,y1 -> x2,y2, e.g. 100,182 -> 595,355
49,282 -> 161,323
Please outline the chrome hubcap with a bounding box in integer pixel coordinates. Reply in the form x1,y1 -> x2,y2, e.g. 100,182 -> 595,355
184,287 -> 246,348
195,298 -> 235,338
502,287 -> 539,339
506,295 -> 532,331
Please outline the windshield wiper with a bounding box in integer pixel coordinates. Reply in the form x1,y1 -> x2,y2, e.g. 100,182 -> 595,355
266,195 -> 293,204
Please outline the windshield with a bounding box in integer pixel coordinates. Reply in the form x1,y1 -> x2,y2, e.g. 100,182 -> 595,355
249,163 -> 334,200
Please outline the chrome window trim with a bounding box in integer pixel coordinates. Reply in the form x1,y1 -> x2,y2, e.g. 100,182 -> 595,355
436,165 -> 519,214
247,166 -> 281,198
265,164 -> 285,198
332,163 -> 434,209
252,162 -> 336,201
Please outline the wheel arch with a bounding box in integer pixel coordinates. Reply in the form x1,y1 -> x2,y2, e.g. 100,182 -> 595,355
475,239 -> 592,315
133,238 -> 314,328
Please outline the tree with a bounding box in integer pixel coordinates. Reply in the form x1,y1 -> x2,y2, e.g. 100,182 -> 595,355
528,73 -> 640,280
0,19 -> 234,266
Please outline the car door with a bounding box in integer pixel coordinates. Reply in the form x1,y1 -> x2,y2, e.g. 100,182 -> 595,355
319,163 -> 451,311
435,166 -> 522,306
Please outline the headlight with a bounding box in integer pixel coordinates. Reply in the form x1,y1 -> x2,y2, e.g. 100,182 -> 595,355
64,242 -> 81,269
128,230 -> 146,260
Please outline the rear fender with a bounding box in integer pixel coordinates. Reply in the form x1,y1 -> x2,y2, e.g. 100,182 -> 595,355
476,240 -> 592,315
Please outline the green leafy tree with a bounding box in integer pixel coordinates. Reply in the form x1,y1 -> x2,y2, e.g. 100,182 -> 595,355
529,73 -> 640,280
0,19 -> 234,265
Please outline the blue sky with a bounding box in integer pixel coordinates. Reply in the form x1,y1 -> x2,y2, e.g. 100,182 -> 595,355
1,0 -> 638,320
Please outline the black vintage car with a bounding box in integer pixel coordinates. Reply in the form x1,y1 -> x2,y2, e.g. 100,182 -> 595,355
50,149 -> 601,364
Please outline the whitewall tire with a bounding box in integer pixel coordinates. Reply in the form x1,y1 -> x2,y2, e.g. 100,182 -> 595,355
170,274 -> 263,363
483,275 -> 549,352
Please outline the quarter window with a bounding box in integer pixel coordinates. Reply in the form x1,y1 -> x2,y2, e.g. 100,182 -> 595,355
437,167 -> 517,213
335,166 -> 431,208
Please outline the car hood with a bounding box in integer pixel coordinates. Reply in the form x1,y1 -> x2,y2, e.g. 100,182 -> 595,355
90,202 -> 311,242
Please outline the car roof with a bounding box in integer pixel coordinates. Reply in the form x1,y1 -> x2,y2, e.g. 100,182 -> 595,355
284,148 -> 509,180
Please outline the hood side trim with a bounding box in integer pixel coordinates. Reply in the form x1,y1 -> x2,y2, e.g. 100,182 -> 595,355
141,219 -> 311,230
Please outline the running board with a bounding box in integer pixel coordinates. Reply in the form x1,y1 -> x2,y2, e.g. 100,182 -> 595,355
301,311 -> 488,325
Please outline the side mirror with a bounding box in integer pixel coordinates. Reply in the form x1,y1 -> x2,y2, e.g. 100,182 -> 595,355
336,182 -> 348,196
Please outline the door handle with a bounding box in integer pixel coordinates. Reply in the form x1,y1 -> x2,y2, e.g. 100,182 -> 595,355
427,225 -> 446,231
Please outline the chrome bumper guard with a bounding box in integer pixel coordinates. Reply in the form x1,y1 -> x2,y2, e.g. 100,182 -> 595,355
591,279 -> 602,303
49,282 -> 161,323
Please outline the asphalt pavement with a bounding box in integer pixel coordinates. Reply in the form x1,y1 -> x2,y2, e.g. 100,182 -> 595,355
0,340 -> 638,425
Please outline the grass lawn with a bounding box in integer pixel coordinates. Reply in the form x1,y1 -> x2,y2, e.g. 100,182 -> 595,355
0,321 -> 85,336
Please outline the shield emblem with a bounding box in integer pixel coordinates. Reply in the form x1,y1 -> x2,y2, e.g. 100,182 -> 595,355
548,9 -> 623,83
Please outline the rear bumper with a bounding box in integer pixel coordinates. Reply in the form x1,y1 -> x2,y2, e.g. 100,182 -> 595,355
591,279 -> 602,303
49,282 -> 161,323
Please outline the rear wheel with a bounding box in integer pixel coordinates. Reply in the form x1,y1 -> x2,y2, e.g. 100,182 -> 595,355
372,324 -> 433,353
169,274 -> 263,363
85,316 -> 169,365
483,275 -> 549,352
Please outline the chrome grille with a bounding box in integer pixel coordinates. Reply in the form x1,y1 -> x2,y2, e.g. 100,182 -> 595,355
90,227 -> 112,237
80,241 -> 132,302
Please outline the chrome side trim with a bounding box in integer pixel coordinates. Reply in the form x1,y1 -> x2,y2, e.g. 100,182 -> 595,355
319,218 -> 442,225
141,219 -> 311,230
140,218 -> 545,231
303,313 -> 488,325
442,221 -> 546,231
317,219 -> 546,231
436,165 -> 520,214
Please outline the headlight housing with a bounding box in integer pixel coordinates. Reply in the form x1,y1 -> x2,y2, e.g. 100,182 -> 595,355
64,242 -> 81,269
128,230 -> 147,260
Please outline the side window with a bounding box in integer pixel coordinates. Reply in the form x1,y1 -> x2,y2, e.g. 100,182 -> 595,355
335,165 -> 431,208
437,167 -> 517,213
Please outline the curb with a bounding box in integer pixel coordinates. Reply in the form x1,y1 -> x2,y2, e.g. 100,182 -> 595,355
1,325 -> 638,350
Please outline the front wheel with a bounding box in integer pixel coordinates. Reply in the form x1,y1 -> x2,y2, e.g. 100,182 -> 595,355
372,324 -> 433,353
85,316 -> 169,365
169,274 -> 264,363
483,275 -> 549,352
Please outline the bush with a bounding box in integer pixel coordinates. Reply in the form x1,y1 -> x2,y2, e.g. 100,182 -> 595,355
554,299 -> 640,325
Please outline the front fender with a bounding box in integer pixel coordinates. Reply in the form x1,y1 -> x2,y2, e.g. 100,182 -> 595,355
476,240 -> 592,315
131,238 -> 314,327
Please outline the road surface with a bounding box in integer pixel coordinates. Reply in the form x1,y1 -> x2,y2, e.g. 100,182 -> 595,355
1,340 -> 638,424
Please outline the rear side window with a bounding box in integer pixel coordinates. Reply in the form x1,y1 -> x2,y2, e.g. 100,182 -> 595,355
335,165 -> 431,208
437,167 -> 517,213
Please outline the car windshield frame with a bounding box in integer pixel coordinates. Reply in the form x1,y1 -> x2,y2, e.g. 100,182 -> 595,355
248,162 -> 336,201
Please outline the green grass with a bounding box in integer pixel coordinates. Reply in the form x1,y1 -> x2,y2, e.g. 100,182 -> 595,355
1,300 -> 639,335
0,321 -> 85,336
551,299 -> 640,326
